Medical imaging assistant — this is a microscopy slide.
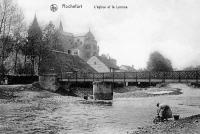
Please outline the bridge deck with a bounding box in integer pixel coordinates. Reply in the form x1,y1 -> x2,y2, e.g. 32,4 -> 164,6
58,70 -> 200,83
60,78 -> 197,83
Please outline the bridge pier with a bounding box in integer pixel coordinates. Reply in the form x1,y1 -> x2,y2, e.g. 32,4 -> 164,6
39,74 -> 59,92
93,81 -> 113,100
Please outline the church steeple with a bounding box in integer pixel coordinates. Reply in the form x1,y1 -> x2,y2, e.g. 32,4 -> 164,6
28,14 -> 42,39
32,14 -> 39,28
59,20 -> 63,31
86,29 -> 94,39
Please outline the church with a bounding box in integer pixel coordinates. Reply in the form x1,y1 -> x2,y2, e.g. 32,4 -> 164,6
29,15 -> 118,73
29,15 -> 99,62
56,21 -> 99,61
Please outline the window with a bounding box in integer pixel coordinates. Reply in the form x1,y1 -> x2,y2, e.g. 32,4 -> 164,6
74,51 -> 78,55
94,61 -> 96,65
68,50 -> 71,54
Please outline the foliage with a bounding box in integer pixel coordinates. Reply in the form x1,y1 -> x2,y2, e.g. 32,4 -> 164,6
147,51 -> 173,72
42,21 -> 64,52
0,0 -> 26,74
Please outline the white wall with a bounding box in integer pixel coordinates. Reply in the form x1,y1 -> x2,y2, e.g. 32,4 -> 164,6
87,56 -> 110,72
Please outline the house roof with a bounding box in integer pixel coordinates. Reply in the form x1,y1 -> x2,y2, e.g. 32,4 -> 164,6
120,65 -> 136,72
96,56 -> 119,69
39,50 -> 97,74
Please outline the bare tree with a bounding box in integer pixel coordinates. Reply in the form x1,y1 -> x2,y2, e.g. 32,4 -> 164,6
0,0 -> 26,74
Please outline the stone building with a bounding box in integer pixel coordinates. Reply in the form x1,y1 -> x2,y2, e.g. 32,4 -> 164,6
58,21 -> 99,61
28,15 -> 100,74
28,15 -> 99,62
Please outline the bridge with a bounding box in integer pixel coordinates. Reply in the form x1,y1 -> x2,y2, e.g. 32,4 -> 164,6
58,70 -> 200,83
39,70 -> 200,100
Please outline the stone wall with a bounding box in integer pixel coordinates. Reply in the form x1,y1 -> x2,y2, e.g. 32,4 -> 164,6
39,74 -> 59,92
93,81 -> 113,100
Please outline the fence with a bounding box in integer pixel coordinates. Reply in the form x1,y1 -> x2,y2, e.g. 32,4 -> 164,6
59,70 -> 200,83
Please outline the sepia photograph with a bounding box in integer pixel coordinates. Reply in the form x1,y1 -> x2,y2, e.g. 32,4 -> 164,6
0,0 -> 200,134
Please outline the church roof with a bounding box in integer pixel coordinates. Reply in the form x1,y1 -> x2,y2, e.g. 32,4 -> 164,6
85,30 -> 95,39
32,14 -> 39,27
59,21 -> 63,31
62,31 -> 73,36
28,14 -> 42,37
58,21 -> 73,36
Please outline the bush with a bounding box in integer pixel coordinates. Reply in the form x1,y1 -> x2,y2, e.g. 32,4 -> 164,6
147,51 -> 173,72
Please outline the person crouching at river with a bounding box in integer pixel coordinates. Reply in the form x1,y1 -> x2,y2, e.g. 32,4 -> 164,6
157,103 -> 172,121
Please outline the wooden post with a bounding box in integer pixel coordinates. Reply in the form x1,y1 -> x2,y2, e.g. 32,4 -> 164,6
76,72 -> 78,84
163,72 -> 165,83
123,72 -> 126,84
178,71 -> 181,83
196,71 -> 198,83
60,71 -> 63,80
84,73 -> 85,82
93,73 -> 95,82
112,71 -> 114,83
103,73 -> 104,82
136,72 -> 138,83
149,71 -> 151,86
186,71 -> 188,83
68,73 -> 69,82
112,71 -> 114,92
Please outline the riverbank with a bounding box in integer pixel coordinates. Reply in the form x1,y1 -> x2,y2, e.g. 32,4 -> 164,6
128,83 -> 200,134
0,84 -> 65,134
131,114 -> 200,134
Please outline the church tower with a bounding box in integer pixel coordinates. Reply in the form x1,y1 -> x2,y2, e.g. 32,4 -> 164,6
28,14 -> 42,38
27,14 -> 42,75
59,20 -> 63,32
79,30 -> 99,61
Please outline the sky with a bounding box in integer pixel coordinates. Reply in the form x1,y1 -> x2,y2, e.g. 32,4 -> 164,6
16,0 -> 200,69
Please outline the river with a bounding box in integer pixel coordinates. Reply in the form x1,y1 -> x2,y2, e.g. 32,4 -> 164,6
0,84 -> 200,134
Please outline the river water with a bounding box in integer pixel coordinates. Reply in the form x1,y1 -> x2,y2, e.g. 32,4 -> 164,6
1,84 -> 200,134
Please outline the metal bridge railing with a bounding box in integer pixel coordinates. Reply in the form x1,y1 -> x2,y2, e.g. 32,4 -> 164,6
60,70 -> 200,83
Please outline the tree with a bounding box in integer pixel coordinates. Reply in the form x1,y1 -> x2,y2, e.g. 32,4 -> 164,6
0,0 -> 25,74
147,51 -> 173,72
42,21 -> 64,51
